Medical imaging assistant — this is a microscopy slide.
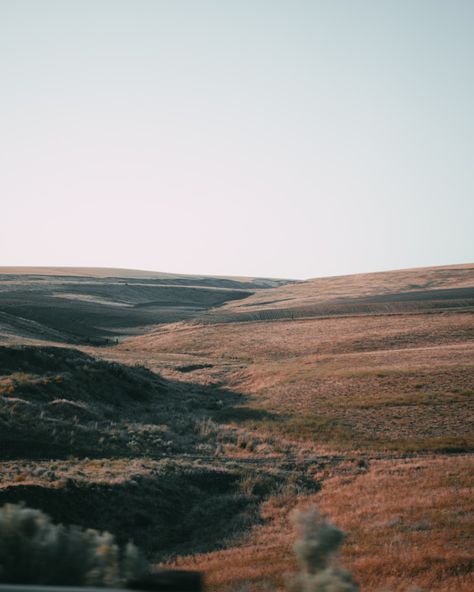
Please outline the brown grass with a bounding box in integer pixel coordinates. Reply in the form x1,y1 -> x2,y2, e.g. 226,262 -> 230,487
198,263 -> 474,323
2,265 -> 473,591
320,455 -> 474,592
119,303 -> 473,590
117,312 -> 474,452
168,455 -> 474,592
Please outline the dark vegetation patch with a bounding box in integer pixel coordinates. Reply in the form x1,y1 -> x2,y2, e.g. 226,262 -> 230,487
0,344 -> 309,566
0,274 -> 258,343
0,465 -> 283,560
0,345 -> 162,403
355,286 -> 474,303
380,436 -> 474,454
280,414 -> 355,443
0,346 -> 243,459
176,363 -> 214,373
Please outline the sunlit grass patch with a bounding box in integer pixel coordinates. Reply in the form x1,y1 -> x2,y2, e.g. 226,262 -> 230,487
381,435 -> 474,453
341,389 -> 473,409
213,407 -> 354,447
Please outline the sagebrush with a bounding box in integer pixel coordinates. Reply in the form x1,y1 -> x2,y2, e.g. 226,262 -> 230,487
0,503 -> 148,586
291,507 -> 359,592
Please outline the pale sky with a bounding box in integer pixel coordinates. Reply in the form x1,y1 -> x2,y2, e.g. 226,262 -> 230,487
1,0 -> 473,279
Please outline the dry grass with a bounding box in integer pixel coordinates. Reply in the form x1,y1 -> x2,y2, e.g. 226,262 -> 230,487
0,458 -> 159,489
169,455 -> 474,592
319,455 -> 474,592
118,311 -> 474,361
2,265 -> 473,591
118,313 -> 474,452
119,301 -> 473,590
207,263 -> 474,315
166,488 -> 301,591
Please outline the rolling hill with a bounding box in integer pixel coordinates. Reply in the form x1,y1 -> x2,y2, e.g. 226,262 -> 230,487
0,263 -> 473,592
198,263 -> 474,323
0,267 -> 291,345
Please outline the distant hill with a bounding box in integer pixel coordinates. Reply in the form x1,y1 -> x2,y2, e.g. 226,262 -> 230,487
0,267 -> 292,345
120,262 -> 474,454
200,263 -> 474,323
0,266 -> 290,286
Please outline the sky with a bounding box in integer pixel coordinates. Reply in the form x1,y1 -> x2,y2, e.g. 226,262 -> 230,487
1,0 -> 473,279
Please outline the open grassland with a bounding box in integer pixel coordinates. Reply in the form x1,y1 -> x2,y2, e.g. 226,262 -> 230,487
107,266 -> 473,590
319,455 -> 474,592
203,263 -> 474,323
0,265 -> 472,591
171,455 -> 473,592
116,311 -> 474,452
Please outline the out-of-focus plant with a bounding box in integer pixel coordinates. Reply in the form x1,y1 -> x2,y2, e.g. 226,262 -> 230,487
290,507 -> 358,592
0,503 -> 148,587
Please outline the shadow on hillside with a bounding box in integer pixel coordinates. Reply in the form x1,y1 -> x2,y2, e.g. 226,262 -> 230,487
0,345 -> 255,460
0,467 -> 267,561
0,275 -> 255,344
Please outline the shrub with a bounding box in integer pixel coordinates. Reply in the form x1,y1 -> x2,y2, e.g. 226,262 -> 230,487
290,507 -> 358,592
0,503 -> 148,586
238,472 -> 278,497
196,417 -> 219,439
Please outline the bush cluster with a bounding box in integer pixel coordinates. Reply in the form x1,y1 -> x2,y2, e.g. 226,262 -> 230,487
0,503 -> 148,587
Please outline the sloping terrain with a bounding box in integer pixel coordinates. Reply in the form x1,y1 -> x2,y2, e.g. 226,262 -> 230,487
171,454 -> 473,592
0,457 -> 279,561
113,265 -> 474,449
0,267 -> 290,345
115,308 -> 474,453
200,263 -> 474,322
0,264 -> 473,591
0,345 -> 181,458
103,264 -> 473,591
0,344 -> 256,459
0,345 -> 312,563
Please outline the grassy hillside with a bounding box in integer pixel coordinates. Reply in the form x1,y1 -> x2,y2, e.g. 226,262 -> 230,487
0,345 -> 178,458
170,454 -> 473,592
102,264 -> 473,591
201,263 -> 474,322
0,268 -> 290,345
0,344 -> 317,563
0,264 -> 472,591
0,344 -> 268,459
115,265 -> 474,453
0,458 -> 282,560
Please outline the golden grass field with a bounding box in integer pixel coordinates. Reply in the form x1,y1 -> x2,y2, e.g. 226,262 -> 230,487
112,265 -> 473,591
116,311 -> 474,452
1,264 -> 473,591
171,455 -> 473,592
